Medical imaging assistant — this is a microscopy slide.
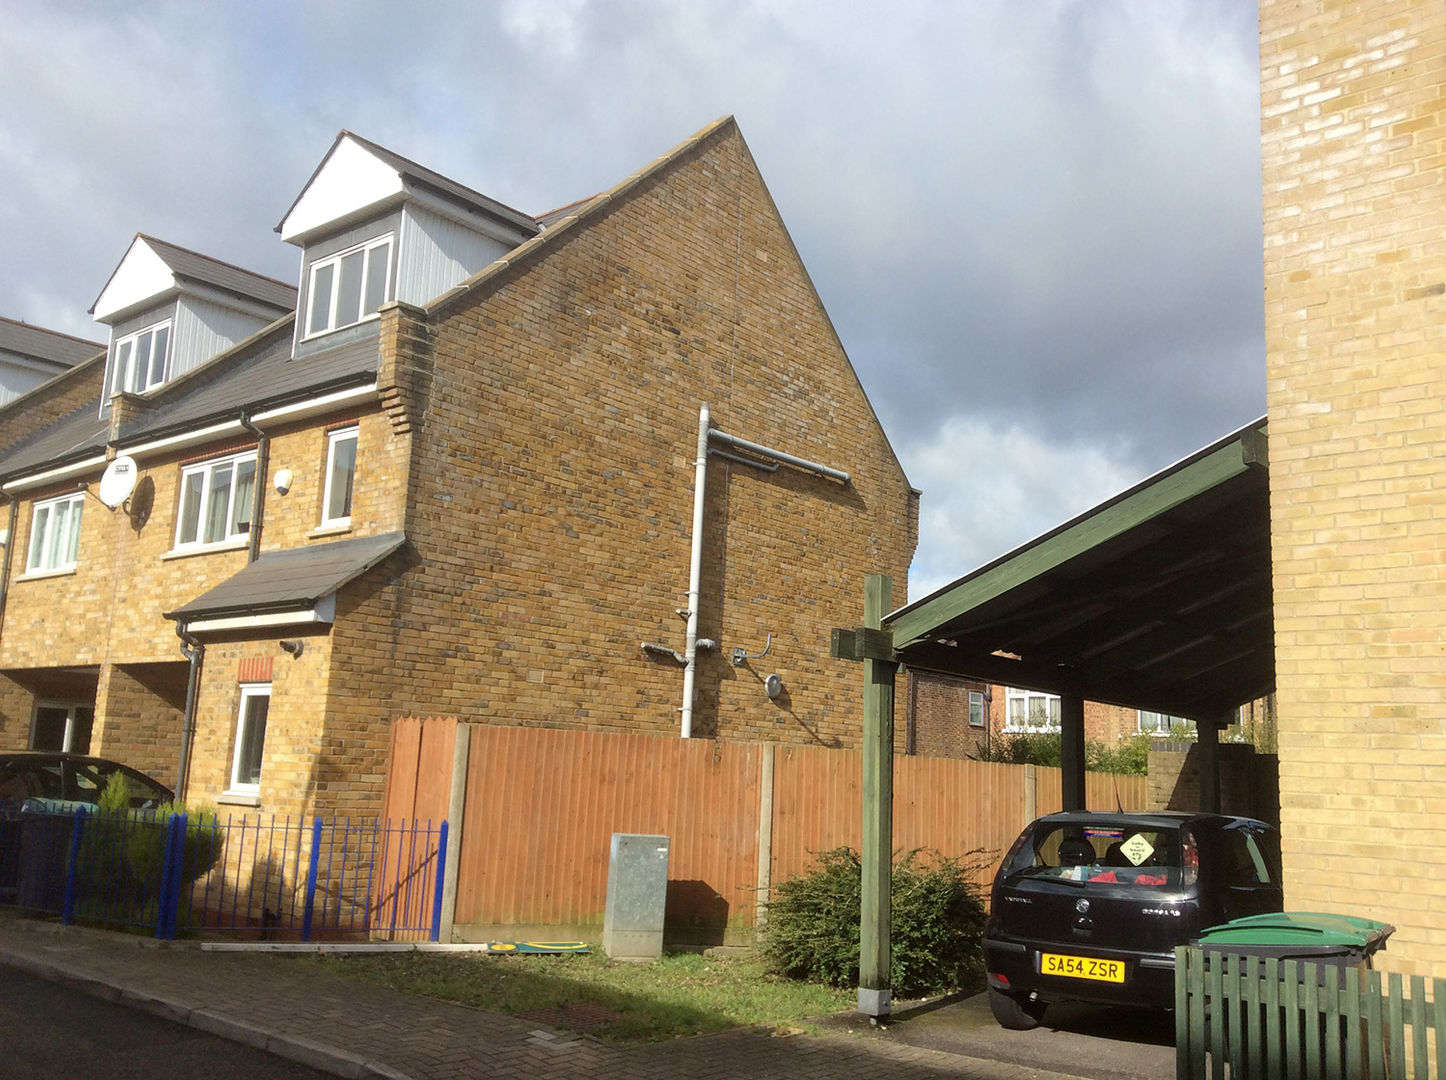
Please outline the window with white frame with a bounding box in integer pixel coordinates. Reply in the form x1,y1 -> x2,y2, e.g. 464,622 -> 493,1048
229,684 -> 270,795
305,235 -> 393,337
1138,710 -> 1196,736
968,690 -> 986,728
26,492 -> 84,574
175,450 -> 257,548
1005,687 -> 1060,732
109,321 -> 171,398
321,426 -> 357,526
31,702 -> 95,754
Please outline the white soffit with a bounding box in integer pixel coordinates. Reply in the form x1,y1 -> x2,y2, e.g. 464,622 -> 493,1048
91,237 -> 177,323
279,136 -> 406,244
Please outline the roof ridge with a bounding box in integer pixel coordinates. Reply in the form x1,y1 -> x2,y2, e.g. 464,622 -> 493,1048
426,116 -> 737,320
0,316 -> 104,348
134,234 -> 298,292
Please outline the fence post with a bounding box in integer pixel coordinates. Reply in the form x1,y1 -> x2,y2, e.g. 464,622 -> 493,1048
302,816 -> 324,942
430,821 -> 448,942
60,807 -> 87,925
155,813 -> 187,940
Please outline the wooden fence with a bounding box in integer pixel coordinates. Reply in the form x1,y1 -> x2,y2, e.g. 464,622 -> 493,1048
383,719 -> 1148,943
1177,947 -> 1444,1079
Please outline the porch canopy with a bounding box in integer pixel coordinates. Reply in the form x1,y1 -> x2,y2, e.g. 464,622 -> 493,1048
885,416 -> 1274,726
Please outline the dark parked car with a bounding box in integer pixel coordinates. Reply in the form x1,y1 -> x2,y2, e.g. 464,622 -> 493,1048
0,752 -> 173,809
0,752 -> 175,901
983,810 -> 1282,1029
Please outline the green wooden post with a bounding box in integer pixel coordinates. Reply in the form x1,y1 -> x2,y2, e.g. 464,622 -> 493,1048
859,573 -> 896,1020
1197,716 -> 1221,813
1060,692 -> 1085,811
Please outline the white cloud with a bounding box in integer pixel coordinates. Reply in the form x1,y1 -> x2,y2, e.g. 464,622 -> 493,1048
901,416 -> 1140,602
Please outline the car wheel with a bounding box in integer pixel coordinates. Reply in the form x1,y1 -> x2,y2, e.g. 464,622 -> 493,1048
988,986 -> 1046,1030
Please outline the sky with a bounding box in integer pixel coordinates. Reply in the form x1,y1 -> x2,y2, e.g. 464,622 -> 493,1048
0,0 -> 1266,601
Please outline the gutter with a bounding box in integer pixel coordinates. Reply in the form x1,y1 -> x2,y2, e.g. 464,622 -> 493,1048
175,624 -> 204,801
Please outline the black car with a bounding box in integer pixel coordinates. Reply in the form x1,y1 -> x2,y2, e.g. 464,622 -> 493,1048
983,810 -> 1283,1029
0,752 -> 174,809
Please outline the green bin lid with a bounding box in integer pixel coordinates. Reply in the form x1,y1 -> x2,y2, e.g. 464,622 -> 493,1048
1197,911 -> 1395,948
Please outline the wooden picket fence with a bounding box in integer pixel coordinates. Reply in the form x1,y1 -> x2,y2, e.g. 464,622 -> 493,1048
1176,947 -> 1445,1079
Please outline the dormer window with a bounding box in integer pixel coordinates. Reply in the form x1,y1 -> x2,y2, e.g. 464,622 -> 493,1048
305,235 -> 393,338
109,321 -> 171,397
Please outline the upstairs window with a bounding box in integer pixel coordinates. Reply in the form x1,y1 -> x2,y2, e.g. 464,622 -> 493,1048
26,492 -> 84,574
109,321 -> 171,397
175,450 -> 257,548
305,235 -> 393,338
1138,711 -> 1195,736
321,426 -> 358,526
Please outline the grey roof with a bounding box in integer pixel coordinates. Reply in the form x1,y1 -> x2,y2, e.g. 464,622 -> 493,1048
164,531 -> 407,621
0,318 -> 104,369
277,130 -> 541,238
89,235 -> 297,316
0,404 -> 108,479
115,318 -> 379,445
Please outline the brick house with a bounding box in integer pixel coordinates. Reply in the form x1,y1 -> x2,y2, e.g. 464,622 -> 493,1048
0,117 -> 918,822
1259,0 -> 1446,977
0,318 -> 103,408
905,673 -> 1176,760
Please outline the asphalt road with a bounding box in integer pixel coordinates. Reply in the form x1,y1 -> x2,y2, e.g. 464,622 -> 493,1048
852,992 -> 1178,1080
0,967 -> 331,1080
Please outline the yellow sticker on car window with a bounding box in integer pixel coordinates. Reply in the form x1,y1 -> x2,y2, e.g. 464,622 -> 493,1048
1121,834 -> 1155,866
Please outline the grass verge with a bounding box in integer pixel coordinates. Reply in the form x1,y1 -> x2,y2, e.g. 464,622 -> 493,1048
311,949 -> 854,1043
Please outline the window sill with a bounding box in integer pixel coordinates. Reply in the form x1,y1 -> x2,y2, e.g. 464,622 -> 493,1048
217,791 -> 261,807
13,566 -> 78,583
162,538 -> 249,561
308,521 -> 353,540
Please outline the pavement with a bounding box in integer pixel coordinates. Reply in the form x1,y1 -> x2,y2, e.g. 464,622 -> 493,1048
0,912 -> 1097,1080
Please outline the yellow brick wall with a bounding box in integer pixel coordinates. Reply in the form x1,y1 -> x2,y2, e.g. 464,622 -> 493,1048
1261,0 -> 1446,976
334,120 -> 917,758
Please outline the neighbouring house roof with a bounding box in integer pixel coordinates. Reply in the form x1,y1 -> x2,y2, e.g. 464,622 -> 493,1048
0,318 -> 104,370
164,531 -> 408,625
884,418 -> 1273,722
90,235 -> 296,323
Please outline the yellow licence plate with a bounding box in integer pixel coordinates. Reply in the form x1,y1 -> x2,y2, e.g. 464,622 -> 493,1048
1040,953 -> 1126,983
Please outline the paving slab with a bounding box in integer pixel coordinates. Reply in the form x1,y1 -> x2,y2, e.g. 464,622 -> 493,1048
0,913 -> 1092,1080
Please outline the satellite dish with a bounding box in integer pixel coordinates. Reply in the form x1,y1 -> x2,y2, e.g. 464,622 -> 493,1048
98,455 -> 138,509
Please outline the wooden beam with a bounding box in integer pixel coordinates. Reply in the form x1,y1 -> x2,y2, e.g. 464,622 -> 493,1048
1061,692 -> 1086,811
858,574 -> 896,1020
885,426 -> 1261,649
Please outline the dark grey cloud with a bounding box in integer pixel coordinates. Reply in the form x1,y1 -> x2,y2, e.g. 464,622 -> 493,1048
0,0 -> 1266,596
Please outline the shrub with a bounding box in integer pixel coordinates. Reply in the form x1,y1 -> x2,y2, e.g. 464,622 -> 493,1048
762,846 -> 987,998
981,731 -> 1156,775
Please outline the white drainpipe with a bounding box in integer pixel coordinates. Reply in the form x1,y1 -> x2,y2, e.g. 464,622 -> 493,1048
679,404 -> 710,738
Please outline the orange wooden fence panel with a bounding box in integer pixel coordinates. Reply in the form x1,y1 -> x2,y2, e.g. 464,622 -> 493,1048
387,719 -> 1150,935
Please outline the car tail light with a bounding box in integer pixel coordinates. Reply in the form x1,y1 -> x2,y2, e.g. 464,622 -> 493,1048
1182,827 -> 1199,886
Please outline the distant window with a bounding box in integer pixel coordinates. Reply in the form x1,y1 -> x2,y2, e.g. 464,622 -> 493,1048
229,684 -> 270,795
1005,688 -> 1060,732
175,450 -> 257,548
26,492 -> 84,573
305,235 -> 393,337
968,690 -> 985,728
321,426 -> 358,526
31,702 -> 94,754
1138,711 -> 1195,736
109,321 -> 171,398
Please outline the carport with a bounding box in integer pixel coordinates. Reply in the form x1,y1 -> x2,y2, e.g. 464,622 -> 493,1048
833,418 -> 1274,1017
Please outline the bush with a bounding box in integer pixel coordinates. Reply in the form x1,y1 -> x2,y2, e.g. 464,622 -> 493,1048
761,846 -> 987,998
981,731 -> 1158,775
78,774 -> 222,911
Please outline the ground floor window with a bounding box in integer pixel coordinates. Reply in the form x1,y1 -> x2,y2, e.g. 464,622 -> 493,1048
1005,688 -> 1060,732
31,702 -> 94,753
228,684 -> 270,796
1138,710 -> 1195,736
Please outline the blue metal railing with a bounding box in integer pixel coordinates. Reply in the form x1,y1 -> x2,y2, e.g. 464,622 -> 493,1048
0,804 -> 447,942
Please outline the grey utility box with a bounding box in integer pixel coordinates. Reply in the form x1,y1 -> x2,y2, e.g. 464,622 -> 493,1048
602,833 -> 670,960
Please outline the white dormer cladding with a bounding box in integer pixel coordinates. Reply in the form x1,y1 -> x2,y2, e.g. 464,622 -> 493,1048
280,132 -> 539,352
91,236 -> 295,416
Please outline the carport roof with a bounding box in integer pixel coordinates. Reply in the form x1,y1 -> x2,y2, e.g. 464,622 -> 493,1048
885,418 -> 1272,723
